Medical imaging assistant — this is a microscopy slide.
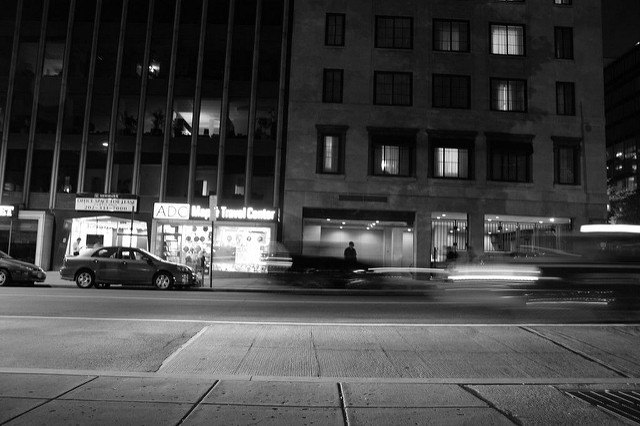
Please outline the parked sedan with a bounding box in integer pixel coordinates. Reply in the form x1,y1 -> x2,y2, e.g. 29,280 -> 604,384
60,246 -> 198,290
0,250 -> 47,286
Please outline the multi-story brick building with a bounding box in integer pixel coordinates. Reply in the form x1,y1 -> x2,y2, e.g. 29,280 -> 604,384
283,0 -> 607,267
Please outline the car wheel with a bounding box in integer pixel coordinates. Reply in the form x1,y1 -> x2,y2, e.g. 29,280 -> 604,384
154,272 -> 173,290
0,269 -> 10,286
75,270 -> 95,289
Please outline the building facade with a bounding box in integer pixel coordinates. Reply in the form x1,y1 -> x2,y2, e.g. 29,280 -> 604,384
0,0 -> 290,271
283,0 -> 607,267
605,43 -> 640,192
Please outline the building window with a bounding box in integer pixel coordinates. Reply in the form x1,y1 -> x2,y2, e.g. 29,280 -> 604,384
554,0 -> 571,5
555,27 -> 574,59
316,125 -> 347,174
435,148 -> 470,179
433,74 -> 470,109
369,130 -> 416,177
490,78 -> 527,112
488,138 -> 533,182
325,13 -> 345,46
556,82 -> 575,115
490,24 -> 525,55
433,20 -> 469,52
323,69 -> 343,103
374,72 -> 412,106
375,16 -> 413,49
554,140 -> 580,185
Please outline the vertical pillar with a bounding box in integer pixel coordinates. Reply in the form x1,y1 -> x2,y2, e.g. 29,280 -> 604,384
467,207 -> 485,256
414,210 -> 432,268
244,0 -> 262,206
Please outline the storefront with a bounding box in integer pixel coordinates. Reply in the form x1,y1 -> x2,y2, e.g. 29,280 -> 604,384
0,205 -> 53,269
151,203 -> 279,275
60,194 -> 147,261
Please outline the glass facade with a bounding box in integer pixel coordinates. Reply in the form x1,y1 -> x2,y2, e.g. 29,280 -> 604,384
0,0 -> 289,269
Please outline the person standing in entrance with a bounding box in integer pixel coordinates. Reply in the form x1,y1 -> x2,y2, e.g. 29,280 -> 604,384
344,241 -> 357,267
72,238 -> 82,256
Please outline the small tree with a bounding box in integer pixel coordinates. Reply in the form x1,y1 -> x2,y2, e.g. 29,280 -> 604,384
608,186 -> 640,224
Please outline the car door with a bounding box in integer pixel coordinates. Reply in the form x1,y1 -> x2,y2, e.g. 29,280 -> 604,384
92,247 -> 121,283
120,248 -> 156,285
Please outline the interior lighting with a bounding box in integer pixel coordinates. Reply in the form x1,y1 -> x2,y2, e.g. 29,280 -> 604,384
550,218 -> 555,222
102,142 -> 108,147
326,218 -> 331,221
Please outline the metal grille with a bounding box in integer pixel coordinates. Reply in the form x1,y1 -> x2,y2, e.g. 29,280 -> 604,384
566,390 -> 640,424
431,219 -> 468,263
484,221 -> 571,253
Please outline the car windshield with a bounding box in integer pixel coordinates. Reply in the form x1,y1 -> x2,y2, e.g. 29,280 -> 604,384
137,248 -> 164,262
0,250 -> 11,259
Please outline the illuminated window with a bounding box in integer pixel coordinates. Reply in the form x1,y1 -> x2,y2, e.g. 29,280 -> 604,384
491,24 -> 525,55
316,125 -> 347,174
433,19 -> 469,52
491,78 -> 527,112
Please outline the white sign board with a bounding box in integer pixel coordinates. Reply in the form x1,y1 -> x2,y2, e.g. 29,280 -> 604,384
75,194 -> 138,212
153,203 -> 190,220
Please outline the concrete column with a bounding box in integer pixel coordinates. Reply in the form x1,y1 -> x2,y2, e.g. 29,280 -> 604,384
467,206 -> 485,256
415,210 -> 432,268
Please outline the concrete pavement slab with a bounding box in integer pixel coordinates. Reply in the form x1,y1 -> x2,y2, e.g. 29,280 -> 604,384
60,376 -> 214,403
468,384 -> 628,425
346,407 -> 514,425
342,383 -> 487,408
202,380 -> 340,406
0,398 -> 48,424
0,373 -> 95,398
4,400 -> 193,426
183,405 -> 344,426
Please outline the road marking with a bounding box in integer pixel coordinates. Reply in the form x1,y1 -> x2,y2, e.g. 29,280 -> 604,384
1,315 -> 639,327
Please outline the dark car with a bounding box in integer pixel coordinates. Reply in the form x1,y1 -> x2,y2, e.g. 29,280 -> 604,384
60,246 -> 198,290
0,250 -> 47,286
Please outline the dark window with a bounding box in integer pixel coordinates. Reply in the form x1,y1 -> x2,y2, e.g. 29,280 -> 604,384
375,16 -> 413,49
374,72 -> 412,106
433,19 -> 469,52
490,78 -> 527,112
325,13 -> 345,46
93,247 -> 119,258
556,82 -> 575,115
369,132 -> 415,177
433,74 -> 470,109
490,24 -> 525,55
323,69 -> 343,103
489,142 -> 532,182
555,27 -> 574,59
554,142 -> 580,185
316,125 -> 347,174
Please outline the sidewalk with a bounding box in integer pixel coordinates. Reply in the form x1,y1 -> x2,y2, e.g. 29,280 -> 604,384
0,370 -> 634,425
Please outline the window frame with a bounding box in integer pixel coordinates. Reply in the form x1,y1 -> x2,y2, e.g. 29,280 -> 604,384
325,13 -> 345,46
490,78 -> 527,112
432,74 -> 471,109
554,26 -> 574,59
368,128 -> 417,177
428,132 -> 476,180
433,19 -> 470,52
553,137 -> 581,185
487,135 -> 533,183
490,23 -> 526,56
556,81 -> 576,116
316,125 -> 348,175
375,15 -> 413,49
323,68 -> 344,103
374,71 -> 413,106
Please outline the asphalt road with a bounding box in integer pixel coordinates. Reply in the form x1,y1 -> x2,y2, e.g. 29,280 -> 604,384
1,286 -> 639,380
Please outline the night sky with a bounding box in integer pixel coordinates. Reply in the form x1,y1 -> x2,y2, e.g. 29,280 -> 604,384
601,0 -> 640,63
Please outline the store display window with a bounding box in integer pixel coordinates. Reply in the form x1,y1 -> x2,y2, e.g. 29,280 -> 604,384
67,216 -> 148,256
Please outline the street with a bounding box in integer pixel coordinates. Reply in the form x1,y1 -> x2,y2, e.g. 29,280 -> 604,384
1,284 -> 640,425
